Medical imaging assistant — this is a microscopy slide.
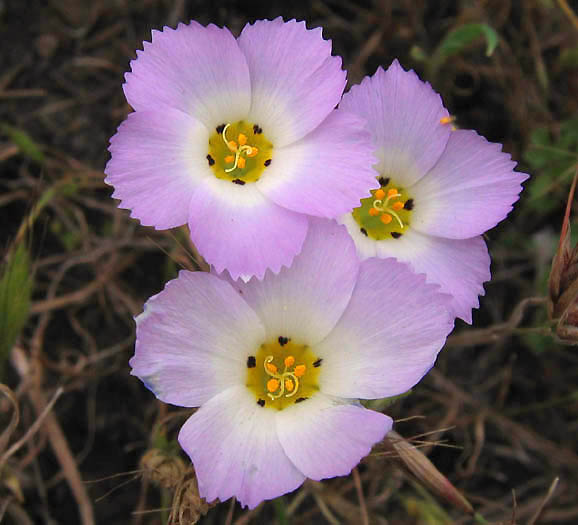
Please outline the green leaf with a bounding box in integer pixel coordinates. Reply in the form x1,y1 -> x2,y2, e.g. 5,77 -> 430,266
0,243 -> 33,379
0,123 -> 44,164
522,120 -> 578,215
437,23 -> 499,59
429,23 -> 499,75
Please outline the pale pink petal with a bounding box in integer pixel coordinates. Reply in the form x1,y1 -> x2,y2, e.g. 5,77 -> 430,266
231,219 -> 359,345
179,386 -> 305,509
130,272 -> 265,406
339,212 -> 378,259
277,394 -> 392,480
318,258 -> 453,399
375,231 -> 491,324
238,18 -> 346,147
124,22 -> 250,128
410,129 -> 529,239
257,109 -> 379,218
340,60 -> 451,187
188,176 -> 308,280
105,109 -> 210,229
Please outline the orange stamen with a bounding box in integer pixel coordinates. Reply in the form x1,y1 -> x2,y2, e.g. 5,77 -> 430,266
284,356 -> 295,368
375,188 -> 385,200
267,378 -> 280,393
392,201 -> 404,211
387,188 -> 398,198
294,365 -> 306,378
238,133 -> 247,146
285,378 -> 294,392
381,214 -> 393,224
368,207 -> 380,217
440,115 -> 455,125
237,157 -> 246,169
224,155 -> 235,164
227,141 -> 237,151
266,362 -> 277,374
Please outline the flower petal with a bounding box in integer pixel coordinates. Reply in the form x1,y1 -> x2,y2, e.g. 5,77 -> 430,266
238,18 -> 346,147
124,22 -> 250,128
339,60 -> 451,187
130,271 -> 265,406
277,394 -> 391,480
339,212 -> 378,258
375,231 -> 491,324
188,176 -> 308,280
105,109 -> 211,229
231,219 -> 359,345
257,109 -> 379,218
179,386 -> 305,509
318,258 -> 453,399
410,129 -> 529,239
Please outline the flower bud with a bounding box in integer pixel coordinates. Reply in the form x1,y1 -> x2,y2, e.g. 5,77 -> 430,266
548,172 -> 578,343
385,430 -> 473,514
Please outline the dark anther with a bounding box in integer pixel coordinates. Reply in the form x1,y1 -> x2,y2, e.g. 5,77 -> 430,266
247,355 -> 256,368
206,154 -> 215,166
378,177 -> 390,186
278,336 -> 289,346
313,358 -> 323,368
360,228 -> 368,236
264,159 -> 272,167
404,198 -> 414,210
257,399 -> 265,407
232,178 -> 245,185
216,124 -> 225,134
295,397 -> 308,403
391,232 -> 403,239
253,124 -> 263,134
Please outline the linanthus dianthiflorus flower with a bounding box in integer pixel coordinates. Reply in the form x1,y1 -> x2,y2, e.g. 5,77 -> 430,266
339,60 -> 529,323
105,18 -> 378,280
129,219 -> 454,508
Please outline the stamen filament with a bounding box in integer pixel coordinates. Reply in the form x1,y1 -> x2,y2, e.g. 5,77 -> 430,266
221,124 -> 234,150
387,208 -> 405,229
264,356 -> 281,379
284,373 -> 299,397
224,150 -> 242,172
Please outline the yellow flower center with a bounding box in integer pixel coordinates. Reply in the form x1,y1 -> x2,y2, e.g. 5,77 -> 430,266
206,121 -> 273,185
352,177 -> 414,240
246,336 -> 322,410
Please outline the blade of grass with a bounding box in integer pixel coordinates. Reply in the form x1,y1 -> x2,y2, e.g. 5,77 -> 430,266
0,243 -> 33,379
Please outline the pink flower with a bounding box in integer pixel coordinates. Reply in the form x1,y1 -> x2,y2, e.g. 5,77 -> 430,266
130,219 -> 453,508
105,18 -> 377,280
339,60 -> 528,323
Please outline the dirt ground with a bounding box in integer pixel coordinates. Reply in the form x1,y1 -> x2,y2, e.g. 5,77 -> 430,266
1,0 -> 578,524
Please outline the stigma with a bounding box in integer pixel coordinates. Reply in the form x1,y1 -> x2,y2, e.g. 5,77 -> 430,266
369,187 -> 405,228
207,120 -> 273,184
222,123 -> 259,173
351,178 -> 414,241
245,338 -> 321,410
263,355 -> 307,400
